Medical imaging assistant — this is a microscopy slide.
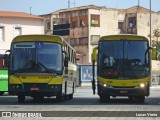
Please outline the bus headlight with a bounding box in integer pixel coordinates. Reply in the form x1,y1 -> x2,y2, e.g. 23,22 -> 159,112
104,84 -> 107,87
99,82 -> 109,87
140,83 -> 145,88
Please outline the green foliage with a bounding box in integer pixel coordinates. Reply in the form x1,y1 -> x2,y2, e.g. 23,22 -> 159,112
151,29 -> 160,60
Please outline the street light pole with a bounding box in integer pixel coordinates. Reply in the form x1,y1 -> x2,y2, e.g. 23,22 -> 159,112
150,0 -> 152,46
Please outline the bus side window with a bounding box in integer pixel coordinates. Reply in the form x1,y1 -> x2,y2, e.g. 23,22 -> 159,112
68,46 -> 70,62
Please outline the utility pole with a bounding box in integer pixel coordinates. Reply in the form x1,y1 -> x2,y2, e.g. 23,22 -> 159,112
68,0 -> 70,9
30,7 -> 32,14
150,0 -> 152,46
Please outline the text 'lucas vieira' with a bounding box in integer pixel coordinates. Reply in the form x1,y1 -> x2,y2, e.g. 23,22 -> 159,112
136,112 -> 158,117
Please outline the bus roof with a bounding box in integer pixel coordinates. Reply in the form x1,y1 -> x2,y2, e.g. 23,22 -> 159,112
11,35 -> 63,44
99,34 -> 149,41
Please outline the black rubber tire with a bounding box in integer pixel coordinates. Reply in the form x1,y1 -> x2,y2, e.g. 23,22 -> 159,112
138,96 -> 145,103
56,95 -> 65,101
18,95 -> 25,103
100,95 -> 110,102
0,92 -> 4,96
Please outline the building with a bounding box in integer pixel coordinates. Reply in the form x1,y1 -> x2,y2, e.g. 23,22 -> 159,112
40,10 -> 64,35
41,5 -> 160,65
118,6 -> 160,38
41,5 -> 120,64
0,11 -> 44,54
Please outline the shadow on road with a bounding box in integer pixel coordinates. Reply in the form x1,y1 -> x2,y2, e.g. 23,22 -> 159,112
0,95 -> 160,105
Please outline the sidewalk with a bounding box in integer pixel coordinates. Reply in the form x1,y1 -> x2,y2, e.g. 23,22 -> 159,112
150,85 -> 160,89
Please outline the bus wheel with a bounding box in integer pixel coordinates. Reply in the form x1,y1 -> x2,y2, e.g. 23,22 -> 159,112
33,96 -> 44,102
0,92 -> 4,96
138,96 -> 145,103
68,94 -> 73,100
56,95 -> 65,101
106,96 -> 110,101
100,95 -> 110,102
18,95 -> 25,103
100,96 -> 105,102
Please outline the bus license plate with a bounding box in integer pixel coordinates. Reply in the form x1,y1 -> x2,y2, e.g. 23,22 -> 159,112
30,87 -> 39,91
120,90 -> 128,94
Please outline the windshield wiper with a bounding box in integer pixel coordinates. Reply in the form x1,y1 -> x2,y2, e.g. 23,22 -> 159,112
37,62 -> 57,73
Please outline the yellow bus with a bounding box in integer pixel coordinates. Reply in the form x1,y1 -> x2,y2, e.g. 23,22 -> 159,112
6,35 -> 77,102
92,35 -> 156,102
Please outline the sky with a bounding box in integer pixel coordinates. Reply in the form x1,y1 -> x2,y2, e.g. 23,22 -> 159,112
0,0 -> 159,15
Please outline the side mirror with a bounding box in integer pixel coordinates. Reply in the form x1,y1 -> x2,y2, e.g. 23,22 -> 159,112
64,57 -> 69,67
152,48 -> 157,60
4,54 -> 9,67
92,47 -> 98,62
4,50 -> 10,67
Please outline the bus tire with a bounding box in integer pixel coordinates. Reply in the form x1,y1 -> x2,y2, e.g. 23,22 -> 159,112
0,92 -> 4,96
33,96 -> 44,102
18,95 -> 25,103
56,95 -> 65,101
68,94 -> 73,99
106,95 -> 110,101
100,95 -> 110,102
100,95 -> 105,102
138,96 -> 145,103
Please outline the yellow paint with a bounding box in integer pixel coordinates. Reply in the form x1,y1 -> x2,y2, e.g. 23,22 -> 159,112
19,76 -> 52,83
48,76 -> 63,84
92,47 -> 98,61
98,76 -> 150,87
12,35 -> 63,44
9,75 -> 22,84
9,75 -> 63,84
100,35 -> 148,41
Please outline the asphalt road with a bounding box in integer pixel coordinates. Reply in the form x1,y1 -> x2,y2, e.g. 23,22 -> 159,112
0,86 -> 160,120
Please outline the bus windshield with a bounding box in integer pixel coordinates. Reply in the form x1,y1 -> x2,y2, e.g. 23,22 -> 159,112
10,42 -> 62,74
98,40 -> 150,79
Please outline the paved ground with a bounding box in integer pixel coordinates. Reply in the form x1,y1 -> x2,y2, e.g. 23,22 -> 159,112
0,86 -> 160,120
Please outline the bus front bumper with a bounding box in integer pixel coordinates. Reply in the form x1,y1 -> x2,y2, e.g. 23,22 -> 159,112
98,84 -> 149,97
9,84 -> 62,96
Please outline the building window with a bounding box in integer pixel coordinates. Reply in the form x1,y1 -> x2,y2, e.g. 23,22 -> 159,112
0,27 -> 4,41
91,35 -> 100,45
71,16 -> 78,28
128,17 -> 136,28
47,22 -> 50,30
79,15 -> 88,27
70,38 -> 78,46
79,37 -> 88,45
91,14 -> 100,27
14,27 -> 21,37
118,22 -> 123,29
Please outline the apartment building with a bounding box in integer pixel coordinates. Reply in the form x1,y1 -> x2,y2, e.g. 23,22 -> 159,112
41,5 -> 119,64
41,5 -> 160,65
0,11 -> 44,54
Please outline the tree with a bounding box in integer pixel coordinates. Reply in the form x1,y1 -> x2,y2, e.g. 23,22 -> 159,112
150,29 -> 160,60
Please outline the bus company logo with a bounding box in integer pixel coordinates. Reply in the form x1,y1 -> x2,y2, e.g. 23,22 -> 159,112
0,74 -> 8,79
2,112 -> 11,117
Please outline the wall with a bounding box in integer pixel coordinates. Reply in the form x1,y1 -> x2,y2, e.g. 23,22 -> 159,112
0,17 -> 44,54
88,9 -> 119,63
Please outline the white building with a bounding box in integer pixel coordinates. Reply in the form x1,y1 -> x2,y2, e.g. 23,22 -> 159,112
0,11 -> 44,54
